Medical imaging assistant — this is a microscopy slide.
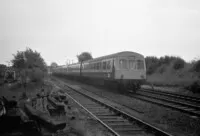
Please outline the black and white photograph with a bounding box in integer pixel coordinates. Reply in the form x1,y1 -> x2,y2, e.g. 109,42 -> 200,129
0,0 -> 200,136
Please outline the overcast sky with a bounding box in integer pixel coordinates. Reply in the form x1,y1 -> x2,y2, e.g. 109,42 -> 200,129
0,0 -> 200,65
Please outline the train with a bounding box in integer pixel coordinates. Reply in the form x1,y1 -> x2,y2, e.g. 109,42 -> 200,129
52,51 -> 146,92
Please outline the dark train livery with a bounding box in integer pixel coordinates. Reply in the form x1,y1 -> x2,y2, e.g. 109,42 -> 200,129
52,51 -> 146,92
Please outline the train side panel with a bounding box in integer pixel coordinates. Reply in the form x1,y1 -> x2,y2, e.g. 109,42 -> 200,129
52,51 -> 146,91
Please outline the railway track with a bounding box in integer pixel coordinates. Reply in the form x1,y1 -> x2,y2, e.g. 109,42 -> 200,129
132,89 -> 200,117
141,88 -> 200,104
52,80 -> 173,136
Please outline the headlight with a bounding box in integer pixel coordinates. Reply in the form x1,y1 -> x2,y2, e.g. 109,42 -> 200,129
141,75 -> 145,79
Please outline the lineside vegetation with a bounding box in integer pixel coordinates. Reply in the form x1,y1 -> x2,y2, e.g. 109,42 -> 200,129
11,48 -> 47,83
145,56 -> 200,92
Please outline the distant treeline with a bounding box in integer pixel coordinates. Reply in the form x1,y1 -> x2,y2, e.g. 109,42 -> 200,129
145,56 -> 200,75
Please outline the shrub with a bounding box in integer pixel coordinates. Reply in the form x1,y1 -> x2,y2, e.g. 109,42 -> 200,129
29,68 -> 44,82
185,81 -> 200,93
147,67 -> 155,75
145,56 -> 159,75
159,56 -> 171,65
192,60 -> 200,73
173,58 -> 185,70
158,65 -> 166,74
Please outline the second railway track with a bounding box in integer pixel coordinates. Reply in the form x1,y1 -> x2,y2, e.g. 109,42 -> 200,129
132,88 -> 200,117
141,88 -> 200,104
52,79 -> 173,136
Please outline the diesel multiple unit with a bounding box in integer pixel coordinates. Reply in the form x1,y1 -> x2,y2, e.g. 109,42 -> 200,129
52,51 -> 146,92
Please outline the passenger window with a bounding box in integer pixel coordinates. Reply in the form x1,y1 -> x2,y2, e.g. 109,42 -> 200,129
99,62 -> 102,70
137,60 -> 144,69
93,63 -> 95,70
95,63 -> 97,70
91,64 -> 94,69
129,60 -> 135,69
97,62 -> 100,70
89,64 -> 91,69
84,64 -> 87,69
119,59 -> 127,69
107,61 -> 111,70
92,64 -> 94,69
96,63 -> 98,69
103,62 -> 106,70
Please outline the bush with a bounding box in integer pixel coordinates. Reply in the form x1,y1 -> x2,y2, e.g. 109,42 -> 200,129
146,56 -> 186,74
29,68 -> 44,82
145,56 -> 159,75
158,65 -> 166,74
185,81 -> 200,93
173,58 -> 185,70
147,67 -> 155,75
159,56 -> 172,65
192,60 -> 200,73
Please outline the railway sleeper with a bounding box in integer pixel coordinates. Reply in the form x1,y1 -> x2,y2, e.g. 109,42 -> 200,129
106,122 -> 132,126
95,113 -> 115,116
100,118 -> 126,122
118,131 -> 146,136
88,109 -> 110,113
86,107 -> 106,110
114,127 -> 143,132
87,107 -> 109,110
97,115 -> 120,119
91,111 -> 112,114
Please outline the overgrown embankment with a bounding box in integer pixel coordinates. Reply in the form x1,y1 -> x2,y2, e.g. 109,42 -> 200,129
145,56 -> 200,92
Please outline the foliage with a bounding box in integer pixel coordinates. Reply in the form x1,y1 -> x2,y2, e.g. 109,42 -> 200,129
0,64 -> 7,69
158,65 -> 166,74
145,56 -> 186,74
0,64 -> 7,77
145,56 -> 159,75
173,58 -> 185,70
192,60 -> 200,73
28,67 -> 44,82
11,48 -> 47,71
0,64 -> 7,72
11,48 -> 47,82
159,56 -> 175,65
77,52 -> 93,62
185,81 -> 200,93
50,62 -> 58,68
77,52 -> 93,76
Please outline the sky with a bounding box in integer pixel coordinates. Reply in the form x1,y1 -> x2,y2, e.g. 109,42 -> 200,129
0,0 -> 200,65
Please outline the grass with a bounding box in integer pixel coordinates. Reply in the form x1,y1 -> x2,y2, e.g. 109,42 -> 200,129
146,62 -> 199,87
55,77 -> 200,136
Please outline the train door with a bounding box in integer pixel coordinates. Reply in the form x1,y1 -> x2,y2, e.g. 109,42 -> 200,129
111,58 -> 115,79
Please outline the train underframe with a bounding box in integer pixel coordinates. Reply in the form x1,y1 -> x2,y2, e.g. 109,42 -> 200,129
116,79 -> 145,93
53,73 -> 144,93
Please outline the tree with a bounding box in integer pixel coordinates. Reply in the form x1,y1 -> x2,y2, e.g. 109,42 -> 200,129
145,56 -> 159,75
0,64 -> 7,70
11,48 -> 47,82
12,48 -> 47,71
0,64 -> 7,78
77,52 -> 93,76
173,58 -> 185,70
192,60 -> 200,73
50,62 -> 58,68
77,52 -> 93,62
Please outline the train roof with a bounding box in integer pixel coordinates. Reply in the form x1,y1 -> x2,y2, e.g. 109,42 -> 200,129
85,51 -> 144,63
60,51 -> 144,68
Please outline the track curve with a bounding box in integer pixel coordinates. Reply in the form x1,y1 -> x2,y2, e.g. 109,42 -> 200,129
52,79 -> 174,136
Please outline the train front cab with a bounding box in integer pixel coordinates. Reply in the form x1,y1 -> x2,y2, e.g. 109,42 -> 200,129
114,54 -> 146,92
